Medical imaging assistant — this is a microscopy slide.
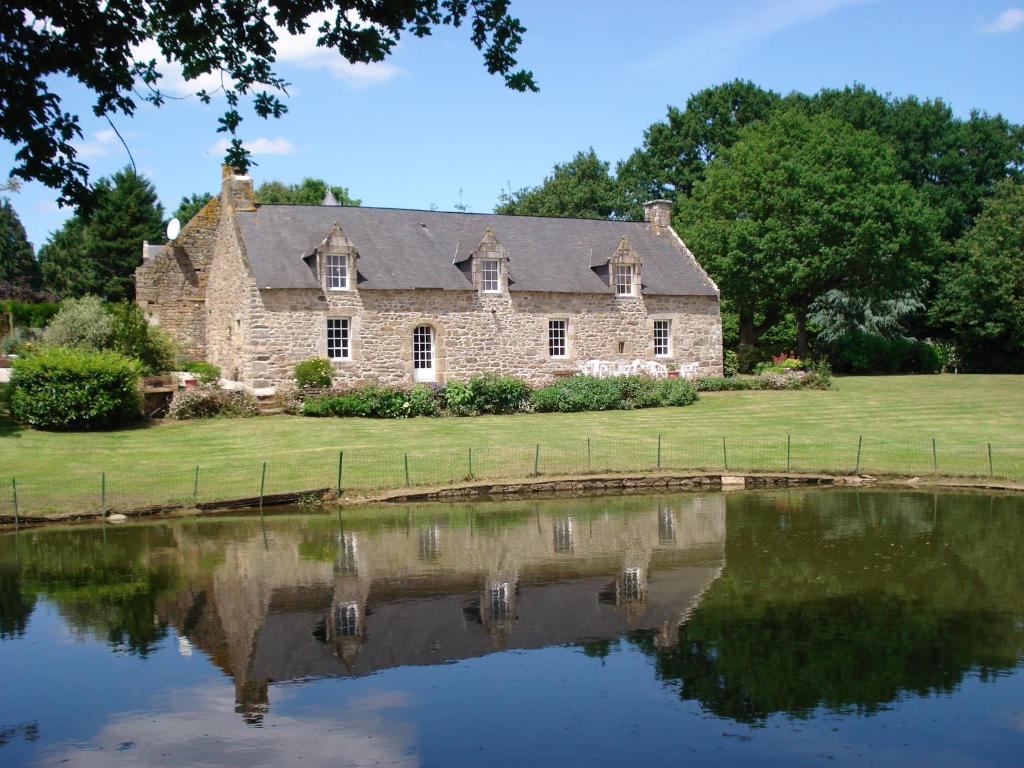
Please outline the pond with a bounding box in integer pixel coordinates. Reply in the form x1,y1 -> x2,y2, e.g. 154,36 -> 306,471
0,489 -> 1022,767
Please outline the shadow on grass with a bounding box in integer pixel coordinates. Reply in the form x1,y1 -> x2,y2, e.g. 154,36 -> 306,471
0,383 -> 20,438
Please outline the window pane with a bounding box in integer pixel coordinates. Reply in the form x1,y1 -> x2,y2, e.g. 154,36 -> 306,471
327,318 -> 350,359
654,319 -> 670,356
548,319 -> 567,357
413,325 -> 434,370
481,259 -> 499,292
615,265 -> 633,296
326,254 -> 347,290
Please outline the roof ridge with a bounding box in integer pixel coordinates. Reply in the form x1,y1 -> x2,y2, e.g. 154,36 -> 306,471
250,203 -> 647,225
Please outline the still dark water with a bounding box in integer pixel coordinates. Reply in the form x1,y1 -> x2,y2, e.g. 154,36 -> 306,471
1,489 -> 1022,767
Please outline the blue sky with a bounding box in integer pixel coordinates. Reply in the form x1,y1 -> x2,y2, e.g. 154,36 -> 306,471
4,0 -> 1024,248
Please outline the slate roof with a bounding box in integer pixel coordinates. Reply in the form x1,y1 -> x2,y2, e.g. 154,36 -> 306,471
234,205 -> 718,296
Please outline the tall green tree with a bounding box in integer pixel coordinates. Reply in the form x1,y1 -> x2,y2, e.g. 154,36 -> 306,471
931,179 -> 1024,372
495,149 -> 621,219
1,1 -> 535,208
616,81 -> 781,219
0,198 -> 38,290
254,178 -> 361,206
38,168 -> 164,300
172,192 -> 214,223
680,110 -> 936,356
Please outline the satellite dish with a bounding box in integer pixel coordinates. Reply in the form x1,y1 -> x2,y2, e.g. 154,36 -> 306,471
166,218 -> 181,241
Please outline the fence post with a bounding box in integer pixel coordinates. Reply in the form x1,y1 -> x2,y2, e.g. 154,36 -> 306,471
404,453 -> 410,486
932,438 -> 938,474
193,465 -> 200,504
657,434 -> 662,470
468,447 -> 473,479
100,472 -> 106,516
787,434 -> 792,471
258,461 -> 267,515
587,437 -> 592,472
722,437 -> 728,471
988,442 -> 994,478
11,478 -> 18,526
534,444 -> 541,476
337,451 -> 344,494
854,436 -> 863,475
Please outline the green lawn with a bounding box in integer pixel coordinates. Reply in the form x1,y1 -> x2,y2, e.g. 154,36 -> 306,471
2,375 -> 1023,515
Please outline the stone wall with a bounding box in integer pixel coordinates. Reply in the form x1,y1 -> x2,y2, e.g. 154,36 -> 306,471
134,197 -> 223,359
244,285 -> 722,389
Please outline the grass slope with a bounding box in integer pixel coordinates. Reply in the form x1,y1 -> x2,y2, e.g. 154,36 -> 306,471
2,375 -> 1022,513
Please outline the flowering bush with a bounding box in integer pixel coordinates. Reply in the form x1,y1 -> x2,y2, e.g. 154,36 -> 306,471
166,388 -> 258,419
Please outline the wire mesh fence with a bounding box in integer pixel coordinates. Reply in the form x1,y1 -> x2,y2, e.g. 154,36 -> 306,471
2,435 -> 1022,518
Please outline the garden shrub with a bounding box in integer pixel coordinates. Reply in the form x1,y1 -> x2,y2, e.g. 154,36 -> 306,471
467,374 -> 530,415
442,380 -> 476,416
697,376 -> 762,392
9,347 -> 142,430
408,384 -> 441,417
531,376 -> 624,413
41,296 -> 114,351
166,388 -> 258,419
108,302 -> 178,374
723,349 -> 739,378
828,332 -> 941,374
1,326 -> 43,356
1,300 -> 60,336
179,360 -> 221,386
530,375 -> 697,413
294,357 -> 333,388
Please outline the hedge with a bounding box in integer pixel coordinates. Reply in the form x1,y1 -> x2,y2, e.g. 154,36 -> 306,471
9,347 -> 142,430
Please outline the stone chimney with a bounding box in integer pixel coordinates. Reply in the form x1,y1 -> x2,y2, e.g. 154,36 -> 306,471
221,165 -> 256,212
643,199 -> 673,234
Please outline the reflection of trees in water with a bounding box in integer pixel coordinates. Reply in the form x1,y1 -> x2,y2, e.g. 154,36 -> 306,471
1,526 -> 180,656
628,491 -> 1024,723
0,564 -> 36,639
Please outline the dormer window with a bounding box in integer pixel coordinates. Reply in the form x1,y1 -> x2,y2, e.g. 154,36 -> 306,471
481,259 -> 500,292
326,253 -> 348,290
615,264 -> 635,296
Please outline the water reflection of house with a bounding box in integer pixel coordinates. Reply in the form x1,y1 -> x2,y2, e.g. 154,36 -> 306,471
158,496 -> 725,721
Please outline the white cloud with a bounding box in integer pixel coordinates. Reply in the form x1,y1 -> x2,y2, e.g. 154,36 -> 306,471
208,136 -> 297,156
41,684 -> 419,768
983,8 -> 1024,33
73,128 -> 138,160
644,0 -> 879,71
273,11 -> 403,85
132,11 -> 400,98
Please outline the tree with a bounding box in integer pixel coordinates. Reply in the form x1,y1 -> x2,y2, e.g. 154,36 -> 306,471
0,1 -> 536,209
38,167 -> 164,300
931,179 -> 1024,372
679,110 -> 936,356
616,80 -> 781,219
495,149 -> 621,219
0,198 -> 38,291
172,193 -> 215,224
254,178 -> 361,206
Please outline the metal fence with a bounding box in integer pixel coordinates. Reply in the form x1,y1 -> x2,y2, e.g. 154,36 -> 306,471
2,435 -> 1022,519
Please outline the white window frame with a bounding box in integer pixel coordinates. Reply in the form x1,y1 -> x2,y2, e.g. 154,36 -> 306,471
654,319 -> 671,357
614,264 -> 635,297
480,259 -> 500,293
327,317 -> 351,360
548,319 -> 567,358
325,253 -> 348,291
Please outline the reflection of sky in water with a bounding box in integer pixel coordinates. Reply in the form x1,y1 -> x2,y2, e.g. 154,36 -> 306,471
40,684 -> 418,767
1,490 -> 1023,767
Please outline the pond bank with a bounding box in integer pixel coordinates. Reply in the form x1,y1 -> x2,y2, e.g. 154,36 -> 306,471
2,469 -> 1022,529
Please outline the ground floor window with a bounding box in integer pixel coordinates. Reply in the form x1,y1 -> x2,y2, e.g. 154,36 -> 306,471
548,319 -> 567,357
654,319 -> 671,356
327,318 -> 350,360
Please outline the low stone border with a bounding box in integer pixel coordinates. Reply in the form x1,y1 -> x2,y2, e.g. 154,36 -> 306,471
2,471 -> 1022,529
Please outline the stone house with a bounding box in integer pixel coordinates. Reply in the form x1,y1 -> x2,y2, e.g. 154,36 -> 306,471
135,168 -> 722,390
